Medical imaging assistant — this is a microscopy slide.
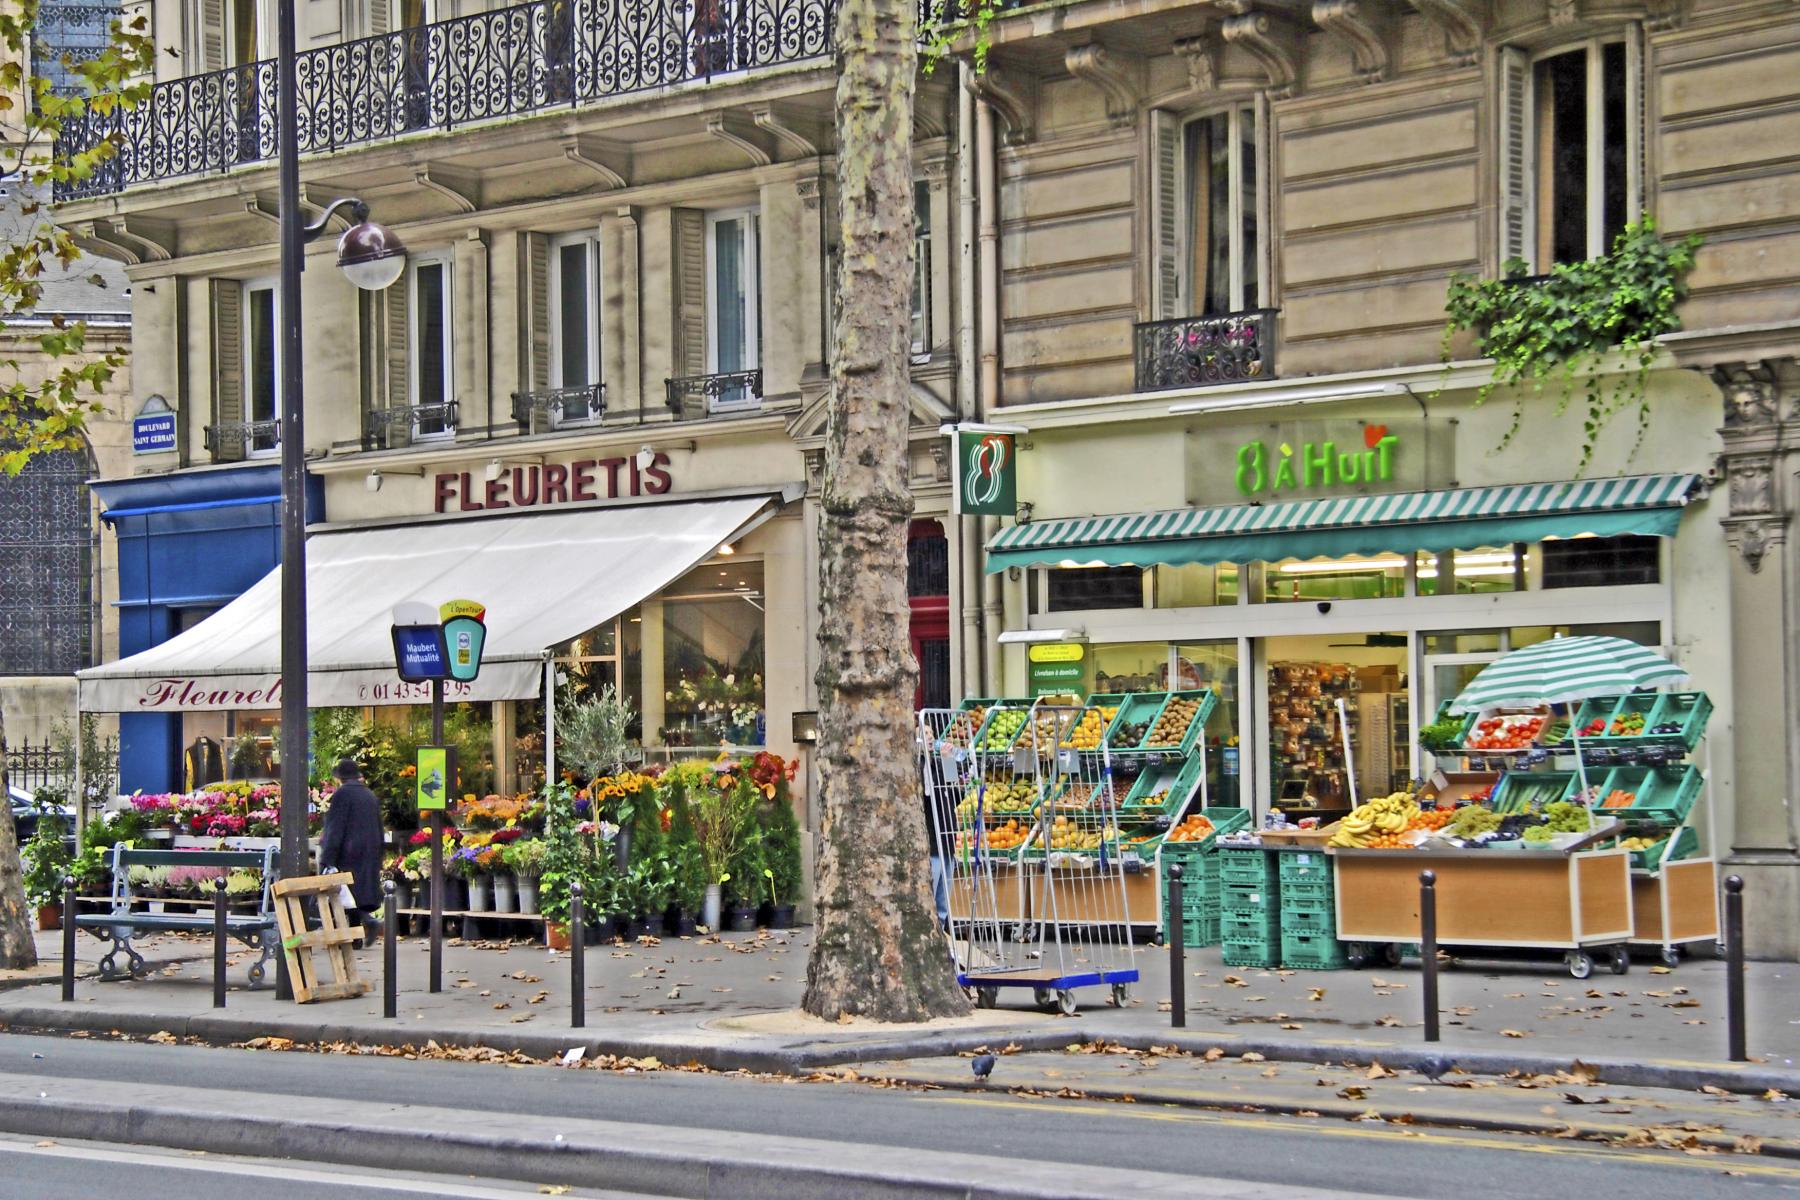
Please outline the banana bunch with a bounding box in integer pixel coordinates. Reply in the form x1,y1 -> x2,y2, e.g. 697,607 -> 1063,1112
1329,791 -> 1421,848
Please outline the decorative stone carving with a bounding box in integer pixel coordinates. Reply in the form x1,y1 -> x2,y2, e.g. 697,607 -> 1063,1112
796,177 -> 823,213
1175,35 -> 1219,95
1405,0 -> 1484,66
1643,0 -> 1687,31
1714,362 -> 1780,429
1220,8 -> 1300,98
1727,454 -> 1776,517
803,447 -> 826,496
1548,0 -> 1578,26
929,439 -> 950,484
1065,42 -> 1141,127
964,67 -> 1034,143
1724,518 -> 1786,575
1312,0 -> 1388,83
751,105 -> 820,159
705,111 -> 775,166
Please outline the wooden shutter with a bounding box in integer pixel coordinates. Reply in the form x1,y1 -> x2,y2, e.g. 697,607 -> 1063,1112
210,280 -> 243,460
672,208 -> 707,378
1150,109 -> 1183,319
385,277 -> 409,407
368,0 -> 393,35
198,0 -> 227,70
1497,46 -> 1533,271
528,232 -> 551,390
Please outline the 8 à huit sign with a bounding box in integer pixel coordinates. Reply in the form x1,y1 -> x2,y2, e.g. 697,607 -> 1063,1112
433,453 -> 673,513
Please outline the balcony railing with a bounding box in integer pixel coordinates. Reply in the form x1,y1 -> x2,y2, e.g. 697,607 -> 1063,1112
363,402 -> 459,450
54,0 -> 840,200
1133,309 -> 1277,394
511,383 -> 605,433
204,419 -> 280,460
665,369 -> 761,419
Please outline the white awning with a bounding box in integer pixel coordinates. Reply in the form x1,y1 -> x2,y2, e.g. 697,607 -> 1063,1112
78,494 -> 780,712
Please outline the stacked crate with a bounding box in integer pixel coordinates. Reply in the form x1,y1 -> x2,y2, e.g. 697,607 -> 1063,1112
1219,845 -> 1280,967
1277,849 -> 1348,969
1161,843 -> 1219,947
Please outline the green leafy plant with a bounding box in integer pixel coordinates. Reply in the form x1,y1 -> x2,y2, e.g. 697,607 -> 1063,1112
729,832 -> 767,908
920,0 -> 1006,74
557,686 -> 639,786
501,838 -> 547,880
1441,216 -> 1702,474
21,807 -> 71,909
663,794 -> 708,914
759,795 -> 805,907
690,769 -> 759,893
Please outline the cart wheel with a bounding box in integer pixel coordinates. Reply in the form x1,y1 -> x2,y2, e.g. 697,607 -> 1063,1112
1566,951 -> 1595,980
1033,987 -> 1055,1011
1110,983 -> 1132,1007
1056,989 -> 1079,1016
1345,943 -> 1370,969
1609,946 -> 1631,975
1660,947 -> 1682,968
976,987 -> 998,1009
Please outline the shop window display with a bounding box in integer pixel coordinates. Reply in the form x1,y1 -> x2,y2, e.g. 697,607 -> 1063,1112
1265,635 -> 1409,814
657,560 -> 766,747
1414,546 -> 1524,596
1174,642 -> 1242,807
1256,556 -> 1406,602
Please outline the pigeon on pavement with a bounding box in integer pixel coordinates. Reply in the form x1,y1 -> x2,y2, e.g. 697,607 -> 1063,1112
971,1053 -> 996,1082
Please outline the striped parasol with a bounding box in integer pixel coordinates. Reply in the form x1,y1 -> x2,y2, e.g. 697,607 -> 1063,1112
1449,636 -> 1687,713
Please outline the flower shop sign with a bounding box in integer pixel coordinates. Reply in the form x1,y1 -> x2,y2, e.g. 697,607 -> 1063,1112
433,453 -> 674,513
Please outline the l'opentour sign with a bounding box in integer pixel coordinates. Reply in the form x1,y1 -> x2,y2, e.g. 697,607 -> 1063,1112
433,453 -> 673,514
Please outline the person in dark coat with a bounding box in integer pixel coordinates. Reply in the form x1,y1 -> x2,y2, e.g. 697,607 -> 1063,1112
319,758 -> 385,936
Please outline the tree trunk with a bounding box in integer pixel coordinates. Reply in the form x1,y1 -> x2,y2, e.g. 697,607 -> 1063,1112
0,714 -> 39,968
802,0 -> 967,1022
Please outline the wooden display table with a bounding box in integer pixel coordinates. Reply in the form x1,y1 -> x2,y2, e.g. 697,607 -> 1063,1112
1332,845 -> 1633,978
1629,859 -> 1719,964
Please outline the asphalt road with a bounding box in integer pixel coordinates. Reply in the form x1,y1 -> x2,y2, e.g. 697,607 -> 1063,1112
0,1033 -> 1791,1199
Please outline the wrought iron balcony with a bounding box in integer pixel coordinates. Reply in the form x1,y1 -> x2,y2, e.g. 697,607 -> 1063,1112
665,369 -> 762,419
54,0 -> 840,200
1133,309 -> 1277,394
362,402 -> 459,450
511,384 -> 605,433
204,419 -> 281,460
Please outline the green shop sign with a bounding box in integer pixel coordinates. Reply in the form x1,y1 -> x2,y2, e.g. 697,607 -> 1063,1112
1235,426 -> 1399,498
956,431 -> 1016,517
1026,642 -> 1090,698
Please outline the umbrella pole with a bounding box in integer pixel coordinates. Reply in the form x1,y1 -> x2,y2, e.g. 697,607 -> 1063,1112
1573,730 -> 1590,799
1336,697 -> 1359,809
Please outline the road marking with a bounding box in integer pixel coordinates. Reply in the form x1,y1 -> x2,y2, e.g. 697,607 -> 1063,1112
0,1135 -> 626,1198
923,1093 -> 1800,1180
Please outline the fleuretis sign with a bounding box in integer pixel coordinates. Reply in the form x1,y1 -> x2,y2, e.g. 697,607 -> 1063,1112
433,454 -> 672,514
138,677 -> 282,709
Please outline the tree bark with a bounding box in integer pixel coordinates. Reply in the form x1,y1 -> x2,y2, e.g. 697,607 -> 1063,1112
802,0 -> 968,1022
0,714 -> 39,968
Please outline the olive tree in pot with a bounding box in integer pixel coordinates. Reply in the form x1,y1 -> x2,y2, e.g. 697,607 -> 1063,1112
556,687 -> 639,867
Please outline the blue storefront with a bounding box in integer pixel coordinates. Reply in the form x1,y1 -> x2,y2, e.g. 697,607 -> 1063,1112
92,465 -> 322,794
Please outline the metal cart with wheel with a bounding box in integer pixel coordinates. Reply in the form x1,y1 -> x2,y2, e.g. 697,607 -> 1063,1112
922,704 -> 1139,1014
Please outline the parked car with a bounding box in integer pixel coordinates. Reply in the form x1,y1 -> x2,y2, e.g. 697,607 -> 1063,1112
9,785 -> 73,845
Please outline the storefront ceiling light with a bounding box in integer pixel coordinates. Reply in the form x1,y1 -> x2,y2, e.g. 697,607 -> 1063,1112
938,421 -> 1029,436
1277,551 -> 1518,575
716,543 -> 735,555
997,627 -> 1083,645
1168,381 -> 1408,415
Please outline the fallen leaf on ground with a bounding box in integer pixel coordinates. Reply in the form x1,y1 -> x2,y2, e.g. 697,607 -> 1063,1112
539,1187 -> 571,1195
1736,1136 -> 1764,1155
1223,975 -> 1247,987
1366,1063 -> 1398,1079
1338,1085 -> 1369,1100
1563,1092 -> 1613,1105
1763,1089 -> 1789,1102
1700,1085 -> 1732,1097
1241,1052 -> 1266,1062
1203,1047 -> 1225,1061
510,1013 -> 534,1023
1649,965 -> 1672,974
1261,1067 -> 1279,1078
1309,987 -> 1326,1002
1376,1016 -> 1404,1028
1500,1029 -> 1529,1038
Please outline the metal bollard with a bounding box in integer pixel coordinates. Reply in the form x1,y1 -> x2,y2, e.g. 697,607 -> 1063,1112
569,880 -> 586,1030
1419,870 -> 1439,1043
1167,864 -> 1186,1029
1725,875 -> 1746,1063
61,876 -> 77,1003
213,876 -> 228,1008
382,880 -> 398,1020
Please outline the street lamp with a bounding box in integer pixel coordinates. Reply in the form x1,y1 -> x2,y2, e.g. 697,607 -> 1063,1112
274,0 -> 406,1000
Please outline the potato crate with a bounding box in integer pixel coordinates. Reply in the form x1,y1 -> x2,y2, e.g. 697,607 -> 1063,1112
1102,692 -> 1174,753
1281,930 -> 1350,970
1628,824 -> 1698,870
1138,689 -> 1218,756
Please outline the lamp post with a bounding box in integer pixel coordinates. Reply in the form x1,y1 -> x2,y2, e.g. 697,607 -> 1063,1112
275,0 -> 406,1000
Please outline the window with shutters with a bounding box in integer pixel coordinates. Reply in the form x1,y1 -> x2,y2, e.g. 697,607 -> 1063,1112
242,279 -> 280,455
911,181 -> 931,359
1500,36 -> 1641,270
705,207 -> 760,410
1183,106 -> 1261,316
408,254 -> 455,438
549,231 -> 602,426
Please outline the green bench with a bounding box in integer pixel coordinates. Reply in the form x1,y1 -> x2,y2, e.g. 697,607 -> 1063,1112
74,845 -> 280,986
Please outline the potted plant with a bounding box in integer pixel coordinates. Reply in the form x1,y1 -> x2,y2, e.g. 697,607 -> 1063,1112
727,835 -> 764,932
22,807 -> 72,930
536,781 -> 592,949
382,853 -> 411,910
503,839 -> 546,914
450,846 -> 490,912
224,869 -> 261,912
663,804 -> 706,937
626,854 -> 675,938
759,789 -> 804,929
688,762 -> 758,931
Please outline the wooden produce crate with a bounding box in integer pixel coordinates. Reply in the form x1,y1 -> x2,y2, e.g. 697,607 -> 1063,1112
1332,848 -> 1632,950
1629,859 -> 1719,951
1417,771 -> 1499,807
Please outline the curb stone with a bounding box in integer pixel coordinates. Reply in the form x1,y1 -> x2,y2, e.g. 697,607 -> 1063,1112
2,1004 -> 1794,1097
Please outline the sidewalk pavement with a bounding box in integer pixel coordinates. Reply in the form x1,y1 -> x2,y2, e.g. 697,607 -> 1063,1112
3,925 -> 1794,1092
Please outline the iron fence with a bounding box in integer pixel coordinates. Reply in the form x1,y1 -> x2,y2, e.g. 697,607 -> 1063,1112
4,738 -> 75,800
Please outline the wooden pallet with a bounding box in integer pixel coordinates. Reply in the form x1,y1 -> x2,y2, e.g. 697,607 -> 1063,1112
271,873 -> 371,1004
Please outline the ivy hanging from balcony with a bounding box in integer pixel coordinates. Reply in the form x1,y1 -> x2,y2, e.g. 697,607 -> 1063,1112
1442,216 -> 1702,475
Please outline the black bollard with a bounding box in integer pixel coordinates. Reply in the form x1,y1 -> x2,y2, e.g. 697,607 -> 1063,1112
61,875 -> 77,1003
382,879 -> 398,1020
213,876 -> 228,1008
570,880 -> 586,1030
1167,863 -> 1186,1029
1724,875 -> 1746,1063
1419,870 -> 1439,1043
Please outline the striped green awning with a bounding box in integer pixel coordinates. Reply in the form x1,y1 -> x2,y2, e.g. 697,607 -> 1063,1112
986,474 -> 1698,572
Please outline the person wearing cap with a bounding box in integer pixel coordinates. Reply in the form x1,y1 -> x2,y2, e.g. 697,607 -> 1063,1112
320,758 -> 385,939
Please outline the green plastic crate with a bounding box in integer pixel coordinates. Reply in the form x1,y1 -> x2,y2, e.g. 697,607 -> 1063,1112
1279,898 -> 1336,936
1571,695 -> 1625,739
1219,847 -> 1276,886
1281,931 -> 1350,970
1276,877 -> 1332,904
1221,880 -> 1277,910
1222,938 -> 1281,969
1221,908 -> 1279,941
1277,850 -> 1333,888
1645,692 -> 1712,749
1139,689 -> 1218,756
1630,764 -> 1703,826
1494,771 -> 1579,813
1627,824 -> 1698,870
